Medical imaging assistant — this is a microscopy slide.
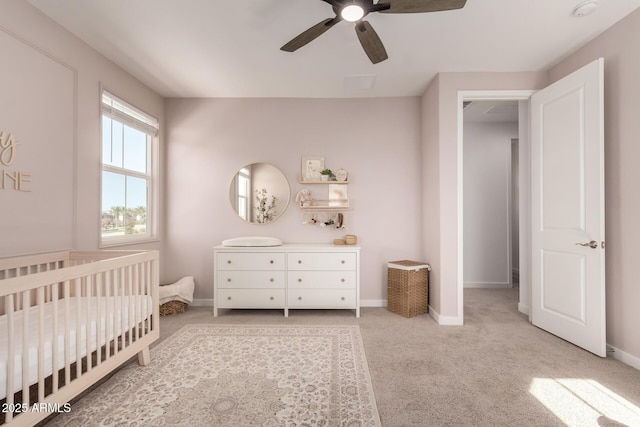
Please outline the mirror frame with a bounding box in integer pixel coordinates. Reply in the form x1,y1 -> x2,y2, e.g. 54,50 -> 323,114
229,162 -> 290,224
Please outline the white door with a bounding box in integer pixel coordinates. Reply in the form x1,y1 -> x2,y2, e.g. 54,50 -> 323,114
530,58 -> 606,357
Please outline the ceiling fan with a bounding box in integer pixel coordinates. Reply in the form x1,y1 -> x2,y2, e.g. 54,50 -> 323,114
280,0 -> 467,64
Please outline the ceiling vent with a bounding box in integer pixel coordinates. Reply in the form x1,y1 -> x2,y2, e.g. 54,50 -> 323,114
344,75 -> 377,91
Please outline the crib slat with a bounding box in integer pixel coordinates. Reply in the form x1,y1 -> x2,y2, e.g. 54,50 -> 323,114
141,261 -> 147,335
96,273 -> 102,366
64,281 -> 71,387
85,275 -> 92,373
5,296 -> 15,422
75,278 -> 82,379
52,282 -> 59,393
127,265 -> 133,347
22,290 -> 30,407
37,287 -> 45,402
114,268 -> 121,356
121,267 -> 127,350
134,264 -> 140,341
105,269 -> 112,360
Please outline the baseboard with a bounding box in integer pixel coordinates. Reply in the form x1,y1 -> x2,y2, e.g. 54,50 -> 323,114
192,299 -> 213,307
361,299 -> 386,308
518,303 -> 529,315
464,282 -> 512,289
607,344 -> 640,371
428,305 -> 463,325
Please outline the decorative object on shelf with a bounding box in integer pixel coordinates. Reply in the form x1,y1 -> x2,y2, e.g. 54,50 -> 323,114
302,211 -> 346,229
295,188 -> 314,207
320,168 -> 335,181
335,169 -> 348,182
302,155 -> 324,181
329,184 -> 348,207
345,234 -> 357,245
333,238 -> 345,245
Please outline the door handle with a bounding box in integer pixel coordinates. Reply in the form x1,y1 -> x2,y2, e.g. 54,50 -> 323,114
575,240 -> 598,249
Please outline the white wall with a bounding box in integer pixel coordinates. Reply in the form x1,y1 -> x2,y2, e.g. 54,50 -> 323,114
463,121 -> 518,288
164,97 -> 424,303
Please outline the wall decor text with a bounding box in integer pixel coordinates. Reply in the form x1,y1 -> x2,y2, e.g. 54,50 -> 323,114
0,131 -> 31,192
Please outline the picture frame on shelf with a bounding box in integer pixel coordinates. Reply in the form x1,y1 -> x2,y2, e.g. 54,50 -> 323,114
301,156 -> 324,181
328,184 -> 348,207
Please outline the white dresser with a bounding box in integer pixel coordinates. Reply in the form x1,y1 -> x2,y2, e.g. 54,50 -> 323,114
214,244 -> 360,317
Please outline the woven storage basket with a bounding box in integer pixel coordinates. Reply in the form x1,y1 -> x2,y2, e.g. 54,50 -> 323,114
387,260 -> 429,318
159,300 -> 188,316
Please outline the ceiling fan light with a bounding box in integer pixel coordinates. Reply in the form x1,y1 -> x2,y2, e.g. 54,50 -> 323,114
341,5 -> 365,22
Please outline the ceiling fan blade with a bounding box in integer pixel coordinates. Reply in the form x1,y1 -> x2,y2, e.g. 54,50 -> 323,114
281,17 -> 341,52
379,0 -> 467,13
355,21 -> 388,64
367,2 -> 392,13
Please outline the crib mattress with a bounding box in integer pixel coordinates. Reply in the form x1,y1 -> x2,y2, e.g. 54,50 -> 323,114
0,295 -> 153,399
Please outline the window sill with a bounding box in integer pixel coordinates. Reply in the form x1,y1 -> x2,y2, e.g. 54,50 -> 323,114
100,236 -> 159,248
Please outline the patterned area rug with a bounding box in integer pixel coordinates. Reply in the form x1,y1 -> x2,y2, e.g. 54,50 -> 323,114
48,325 -> 381,426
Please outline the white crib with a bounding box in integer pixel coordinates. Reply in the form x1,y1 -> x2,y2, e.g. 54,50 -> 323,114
0,250 -> 159,426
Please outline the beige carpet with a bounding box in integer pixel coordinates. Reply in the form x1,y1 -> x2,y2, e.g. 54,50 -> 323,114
46,324 -> 380,427
43,289 -> 640,426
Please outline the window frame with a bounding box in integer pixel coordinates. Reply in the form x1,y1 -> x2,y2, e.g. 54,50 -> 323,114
100,89 -> 159,247
236,167 -> 251,221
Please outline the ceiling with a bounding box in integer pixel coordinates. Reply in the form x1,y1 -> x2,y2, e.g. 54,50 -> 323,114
27,0 -> 640,99
463,101 -> 518,123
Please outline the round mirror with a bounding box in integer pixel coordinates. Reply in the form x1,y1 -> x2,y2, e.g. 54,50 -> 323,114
229,163 -> 290,224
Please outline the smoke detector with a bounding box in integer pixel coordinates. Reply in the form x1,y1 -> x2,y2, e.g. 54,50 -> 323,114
573,0 -> 598,17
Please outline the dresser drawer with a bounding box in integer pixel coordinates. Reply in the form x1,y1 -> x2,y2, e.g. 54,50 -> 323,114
218,271 -> 285,289
217,289 -> 285,308
287,252 -> 356,271
287,271 -> 356,289
287,289 -> 356,308
217,252 -> 285,270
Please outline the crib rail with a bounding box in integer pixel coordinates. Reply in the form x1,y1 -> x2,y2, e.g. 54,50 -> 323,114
0,250 -> 159,426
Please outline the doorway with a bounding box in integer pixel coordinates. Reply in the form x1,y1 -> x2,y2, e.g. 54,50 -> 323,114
457,90 -> 536,323
462,101 -> 519,292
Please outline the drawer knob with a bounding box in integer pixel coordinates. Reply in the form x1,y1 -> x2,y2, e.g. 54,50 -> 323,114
227,278 -> 232,282
298,296 -> 302,301
341,260 -> 345,264
270,278 -> 274,282
227,260 -> 232,264
270,296 -> 274,300
227,296 -> 232,300
270,260 -> 274,264
341,297 -> 345,301
298,278 -> 302,282
298,260 -> 302,264
341,278 -> 345,283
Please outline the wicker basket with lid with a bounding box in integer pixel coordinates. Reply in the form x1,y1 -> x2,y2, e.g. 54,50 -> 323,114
387,260 -> 430,318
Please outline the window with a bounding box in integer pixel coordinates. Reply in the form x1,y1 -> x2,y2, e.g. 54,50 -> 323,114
101,90 -> 158,245
236,167 -> 250,221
